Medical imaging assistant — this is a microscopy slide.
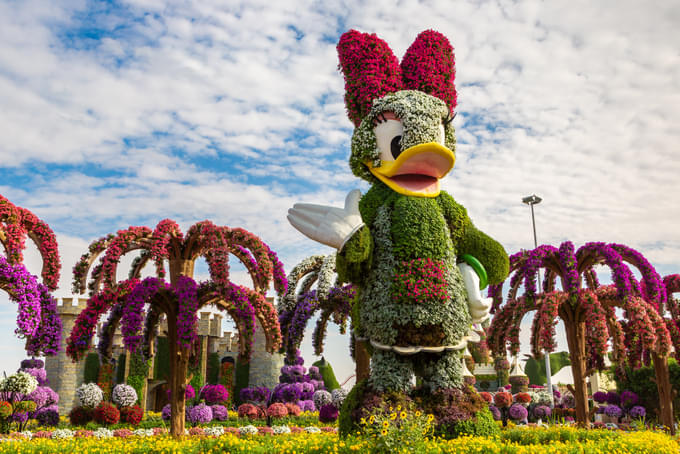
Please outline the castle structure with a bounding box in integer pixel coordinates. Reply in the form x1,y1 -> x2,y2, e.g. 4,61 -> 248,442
46,296 -> 283,414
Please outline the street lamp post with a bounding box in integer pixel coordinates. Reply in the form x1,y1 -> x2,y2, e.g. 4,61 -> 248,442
522,194 -> 554,405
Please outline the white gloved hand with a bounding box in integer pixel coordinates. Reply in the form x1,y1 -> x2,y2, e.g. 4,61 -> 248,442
458,262 -> 492,324
287,189 -> 365,250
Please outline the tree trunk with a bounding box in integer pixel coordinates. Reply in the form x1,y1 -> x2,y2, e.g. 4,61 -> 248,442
168,315 -> 190,437
355,338 -> 370,382
652,352 -> 675,435
561,307 -> 589,427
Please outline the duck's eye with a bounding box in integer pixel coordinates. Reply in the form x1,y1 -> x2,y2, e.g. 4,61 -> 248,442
374,113 -> 403,162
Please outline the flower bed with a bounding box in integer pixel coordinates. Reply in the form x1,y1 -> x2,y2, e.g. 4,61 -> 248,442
0,427 -> 675,453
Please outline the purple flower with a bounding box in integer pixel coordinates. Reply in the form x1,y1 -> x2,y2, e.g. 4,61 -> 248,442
188,403 -> 213,424
488,405 -> 501,421
210,404 -> 228,421
299,400 -> 316,412
592,391 -> 607,404
628,405 -> 646,418
21,359 -> 44,369
200,384 -> 229,405
161,404 -> 171,421
508,403 -> 528,421
604,405 -> 623,418
620,390 -> 638,408
318,403 -> 338,423
606,391 -> 620,405
35,405 -> 59,426
27,386 -> 59,409
533,405 -> 551,419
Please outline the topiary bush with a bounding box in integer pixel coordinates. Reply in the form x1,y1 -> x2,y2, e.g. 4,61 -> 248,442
120,404 -> 143,426
93,401 -> 120,425
69,406 -> 93,426
437,406 -> 499,438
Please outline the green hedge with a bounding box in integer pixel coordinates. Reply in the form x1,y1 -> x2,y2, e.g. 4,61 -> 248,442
126,352 -> 150,405
232,358 -> 250,405
116,353 -> 126,384
83,353 -> 100,384
206,352 -> 220,385
153,336 -> 170,381
313,358 -> 340,391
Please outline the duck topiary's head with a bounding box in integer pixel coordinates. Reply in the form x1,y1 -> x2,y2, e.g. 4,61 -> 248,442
337,30 -> 458,197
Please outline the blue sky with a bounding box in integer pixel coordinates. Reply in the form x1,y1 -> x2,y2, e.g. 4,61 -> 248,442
0,0 -> 679,384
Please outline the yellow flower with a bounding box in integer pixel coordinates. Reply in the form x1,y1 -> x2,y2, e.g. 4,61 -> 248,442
381,429 -> 388,436
415,410 -> 422,417
360,417 -> 367,425
382,420 -> 389,429
390,413 -> 397,420
400,411 -> 407,420
369,415 -> 375,424
427,414 -> 435,422
397,404 -> 402,411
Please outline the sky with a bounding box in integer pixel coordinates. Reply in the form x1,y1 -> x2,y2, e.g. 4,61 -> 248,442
0,0 -> 678,386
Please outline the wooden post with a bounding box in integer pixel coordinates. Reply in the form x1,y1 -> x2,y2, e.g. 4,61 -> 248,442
355,338 -> 370,382
561,306 -> 589,427
652,352 -> 675,435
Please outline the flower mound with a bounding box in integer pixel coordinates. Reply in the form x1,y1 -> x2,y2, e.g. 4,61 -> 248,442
93,402 -> 120,425
267,402 -> 288,418
200,384 -> 229,405
112,384 -> 138,407
319,403 -> 339,423
75,383 -> 103,408
188,403 -> 213,424
120,405 -> 143,425
493,392 -> 512,408
68,406 -> 92,425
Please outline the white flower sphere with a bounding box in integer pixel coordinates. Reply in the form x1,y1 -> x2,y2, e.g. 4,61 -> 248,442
0,371 -> 38,394
112,384 -> 138,407
313,389 -> 332,409
331,388 -> 348,408
75,382 -> 104,408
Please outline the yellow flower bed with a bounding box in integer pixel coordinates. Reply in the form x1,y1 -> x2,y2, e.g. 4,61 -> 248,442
0,430 -> 676,453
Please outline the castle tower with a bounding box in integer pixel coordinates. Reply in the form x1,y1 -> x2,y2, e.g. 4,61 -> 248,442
247,297 -> 284,389
45,296 -> 89,415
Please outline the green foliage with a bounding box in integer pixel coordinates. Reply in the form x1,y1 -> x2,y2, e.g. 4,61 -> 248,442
153,336 -> 170,381
336,225 -> 373,285
612,357 -> 680,420
525,352 -> 571,386
206,352 -> 220,385
436,191 -> 468,245
115,353 -> 126,384
390,196 -> 449,260
339,379 -> 368,438
358,183 -> 394,228
83,353 -> 100,384
232,358 -> 250,406
312,358 -> 340,391
126,352 -> 150,405
438,406 -> 499,439
457,220 -> 509,286
188,352 -> 204,394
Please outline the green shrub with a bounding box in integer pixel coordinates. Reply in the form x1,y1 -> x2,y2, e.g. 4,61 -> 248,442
338,379 -> 368,438
232,358 -> 250,406
126,352 -> 149,405
312,358 -> 340,391
83,353 -> 100,384
206,352 -> 220,385
116,353 -> 126,384
152,336 -> 170,381
437,406 -> 499,439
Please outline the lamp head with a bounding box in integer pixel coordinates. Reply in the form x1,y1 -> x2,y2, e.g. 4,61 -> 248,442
522,194 -> 542,205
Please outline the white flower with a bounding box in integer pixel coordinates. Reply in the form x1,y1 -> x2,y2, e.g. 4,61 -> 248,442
132,428 -> 154,437
112,384 -> 138,407
75,383 -> 104,408
93,427 -> 113,439
51,429 -> 74,439
331,388 -> 348,408
313,390 -> 332,409
204,426 -> 225,437
19,431 -> 33,440
272,425 -> 291,435
238,425 -> 258,435
0,372 -> 38,394
304,426 -> 321,433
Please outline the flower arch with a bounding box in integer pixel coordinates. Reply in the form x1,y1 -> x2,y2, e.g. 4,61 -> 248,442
0,194 -> 62,356
67,219 -> 287,437
277,255 -> 354,361
488,241 -> 670,426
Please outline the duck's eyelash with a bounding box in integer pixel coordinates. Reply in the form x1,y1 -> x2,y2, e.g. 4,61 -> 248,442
442,112 -> 456,127
373,113 -> 388,125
